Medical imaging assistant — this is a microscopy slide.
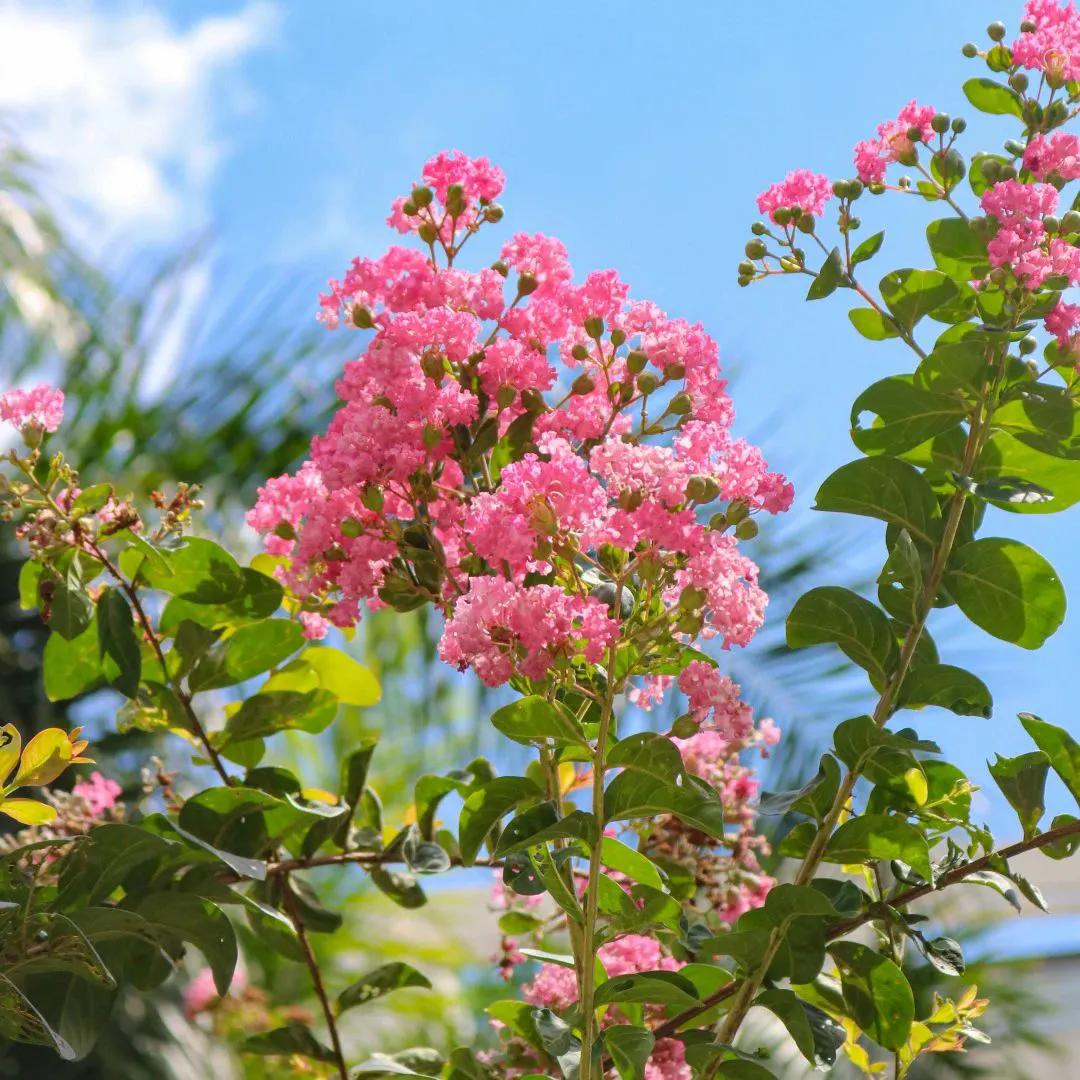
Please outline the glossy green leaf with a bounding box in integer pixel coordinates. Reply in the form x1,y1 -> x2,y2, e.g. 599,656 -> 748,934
97,587 -> 141,698
144,538 -> 245,604
806,247 -> 844,300
989,751 -> 1049,838
945,538 -> 1066,649
879,268 -> 958,331
188,619 -> 304,692
220,689 -> 338,744
242,1023 -> 337,1062
926,217 -> 990,278
43,621 -> 101,701
851,376 -> 965,456
135,893 -> 236,995
490,695 -> 587,746
963,77 -> 1024,117
337,962 -> 431,1015
458,777 -> 541,865
593,970 -> 701,1010
756,988 -> 844,1068
897,663 -> 992,718
824,814 -> 932,881
848,307 -> 900,340
851,230 -> 884,267
1020,713 -> 1080,805
829,941 -> 914,1051
604,1025 -> 654,1080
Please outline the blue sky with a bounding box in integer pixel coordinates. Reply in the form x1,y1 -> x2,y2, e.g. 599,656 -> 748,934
6,0 -> 1076,837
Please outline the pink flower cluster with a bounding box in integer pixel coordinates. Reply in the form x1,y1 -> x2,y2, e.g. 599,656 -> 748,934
853,100 -> 937,184
250,151 -> 792,687
981,179 -> 1080,288
755,169 -> 832,223
1024,132 -> 1080,181
1012,0 -> 1080,83
72,772 -> 121,817
0,384 -> 64,435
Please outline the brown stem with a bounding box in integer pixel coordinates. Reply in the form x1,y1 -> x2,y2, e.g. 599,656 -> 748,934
283,880 -> 348,1080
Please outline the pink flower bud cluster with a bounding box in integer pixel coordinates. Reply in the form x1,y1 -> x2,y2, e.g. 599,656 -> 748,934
853,100 -> 938,184
0,384 -> 64,435
1012,0 -> 1080,83
981,179 -> 1080,289
250,151 -> 792,688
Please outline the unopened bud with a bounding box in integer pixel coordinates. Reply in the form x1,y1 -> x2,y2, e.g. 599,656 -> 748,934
726,500 -> 749,524
1020,18 -> 1036,32
570,373 -> 595,396
340,517 -> 363,538
668,392 -> 692,415
773,207 -> 792,227
418,221 -> 438,244
796,214 -> 816,233
951,117 -> 967,133
484,204 -> 504,222
274,521 -> 297,541
1062,210 -> 1080,232
571,343 -> 590,361
1044,215 -> 1061,232
517,271 -> 539,296
626,350 -> 648,374
352,305 -> 374,329
666,362 -> 686,380
745,238 -> 767,259
931,112 -> 950,134
618,487 -> 644,511
584,315 -> 604,339
685,475 -> 720,503
521,389 -> 546,413
402,199 -> 418,216
1019,336 -> 1038,355
750,221 -> 767,235
491,259 -> 509,277
610,328 -> 626,347
1009,71 -> 1029,92
636,372 -> 659,394
708,512 -> 727,531
420,351 -> 445,379
412,185 -> 433,208
987,21 -> 1006,41
675,611 -> 703,635
735,518 -> 759,540
962,42 -> 979,58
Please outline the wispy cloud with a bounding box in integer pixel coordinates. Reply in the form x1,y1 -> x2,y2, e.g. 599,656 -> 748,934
0,0 -> 278,244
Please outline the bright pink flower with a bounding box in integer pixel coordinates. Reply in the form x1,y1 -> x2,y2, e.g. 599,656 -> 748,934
0,384 -> 64,434
1024,132 -> 1080,180
1012,0 -> 1080,83
755,169 -> 833,223
299,612 -> 329,640
72,772 -> 121,817
853,100 -> 937,183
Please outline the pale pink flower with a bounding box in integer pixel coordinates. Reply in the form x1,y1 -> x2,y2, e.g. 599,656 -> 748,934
72,772 -> 121,817
0,384 -> 64,434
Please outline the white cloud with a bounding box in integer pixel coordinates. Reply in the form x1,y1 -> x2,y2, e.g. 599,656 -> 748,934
0,0 -> 278,244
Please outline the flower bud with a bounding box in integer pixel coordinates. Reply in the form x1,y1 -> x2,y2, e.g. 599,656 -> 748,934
1043,215 -> 1061,232
678,585 -> 708,611
402,199 -> 418,216
737,260 -> 755,277
1021,18 -> 1036,31
1062,210 -> 1080,232
906,125 -> 924,143
636,372 -> 659,394
571,373 -> 595,395
421,351 -> 446,379
987,266 -> 1009,286
517,271 -> 539,296
831,180 -> 847,197
708,511 -> 727,531
521,389 -> 547,413
773,207 -> 792,226
725,500 -> 749,524
610,328 -> 626,347
590,581 -> 633,619
411,185 -> 433,208
868,181 -> 886,195
352,304 -> 375,329
273,521 -> 296,540
750,221 -> 767,235
987,21 -> 1006,41
340,516 -> 363,538
735,518 -> 759,540
666,362 -> 686,380
675,611 -> 703,635
931,112 -> 950,134
626,350 -> 648,374
607,380 -> 623,402
491,259 -> 509,277
737,276 -> 751,287
584,315 -> 604,340
495,385 -> 517,409
571,343 -> 590,362
999,163 -> 1018,181
418,221 -> 438,244
1009,71 -> 1029,92
618,487 -> 644,511
685,475 -> 720,503
361,485 -> 384,512
796,214 -> 815,233
952,117 -> 967,134
745,238 -> 767,259
484,204 -> 504,222
962,42 -> 978,57
1004,138 -> 1026,157
1019,335 -> 1037,355
668,392 -> 692,415
779,257 -> 801,272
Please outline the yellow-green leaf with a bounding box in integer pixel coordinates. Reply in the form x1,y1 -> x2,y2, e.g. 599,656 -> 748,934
303,646 -> 380,706
14,728 -> 73,787
0,798 -> 58,825
0,724 -> 22,787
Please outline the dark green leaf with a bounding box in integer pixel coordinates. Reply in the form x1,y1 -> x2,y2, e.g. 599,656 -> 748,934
337,962 -> 431,1014
221,689 -> 338,744
756,989 -> 844,1067
989,751 -> 1049,838
851,231 -> 884,268
824,815 -> 932,881
188,619 -> 304,692
144,538 -> 245,604
458,777 -> 541,865
806,247 -> 844,300
43,620 -> 101,701
926,217 -> 990,279
604,1025 -> 654,1080
136,893 -> 236,995
97,587 -> 140,698
829,941 -> 914,1051
897,663 -> 992,718
490,695 -> 587,746
1020,713 -> 1080,805
851,376 -> 966,456
370,867 -> 426,908
879,268 -> 958,331
242,1023 -> 336,1062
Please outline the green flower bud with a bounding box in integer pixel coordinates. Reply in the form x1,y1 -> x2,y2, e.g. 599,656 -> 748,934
725,500 -> 749,524
961,42 -> 979,58
418,221 -> 438,244
402,199 -> 418,216
636,372 -> 659,394
987,21 -> 1006,41
571,343 -> 590,361
491,259 -> 509,277
1061,210 -> 1080,232
572,373 -> 595,395
521,388 -> 546,413
1020,18 -> 1036,32
273,521 -> 296,541
734,518 -> 759,540
626,350 -> 648,373
708,511 -> 727,531
361,485 -> 384,512
670,715 -> 699,739
352,304 -> 375,329
610,328 -> 626,347
618,487 -> 644,511
773,207 -> 792,227
779,257 -> 800,272
846,179 -> 864,199
738,259 -> 755,276
1043,215 -> 1061,232
1009,71 -> 1029,92
951,116 -> 967,133
1019,335 -> 1038,355
832,180 -> 848,197
666,362 -> 686,380
745,238 -> 767,259
750,221 -> 767,235
1004,138 -> 1026,156
685,475 -> 720,503
584,315 -> 604,339
495,385 -> 517,408
906,125 -> 924,142
340,516 -> 363,538
796,214 -> 816,233
869,181 -> 886,195
412,185 -> 433,208
931,112 -> 950,134
517,271 -> 539,296
737,276 -> 751,287
484,204 -> 504,222
981,157 -> 1002,181
668,392 -> 692,415
420,351 -> 446,379
999,163 -> 1018,181
678,585 -> 708,611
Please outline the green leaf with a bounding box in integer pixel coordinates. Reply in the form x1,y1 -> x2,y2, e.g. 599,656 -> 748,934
494,806 -> 598,856
824,814 -> 932,881
755,989 -> 844,1068
944,538 -> 1066,649
600,837 -> 664,889
458,777 -> 540,865
963,77 -> 1024,117
135,893 -> 236,995
829,941 -> 914,1051
926,217 -> 990,279
961,475 -> 1054,505
49,569 -> 94,641
851,230 -> 884,268
787,587 -> 898,685
1019,713 -> 1080,805
1041,814 -> 1080,859
851,377 -> 965,456
897,663 -> 992,718
806,247 -> 844,300
18,559 -> 42,609
303,646 -> 380,705
221,689 -> 339,744
160,567 -> 283,631
593,970 -> 701,1011
242,1023 -> 337,1062
604,1025 -> 654,1080
879,268 -> 958,331
97,587 -> 141,698
490,695 -> 587,747
188,619 -> 304,692
336,962 -> 431,1014
43,621 -> 101,701
815,456 -> 941,545
370,867 -> 426,908
144,538 -> 245,604
604,769 -> 727,836
989,751 -> 1049,838
916,935 -> 965,977
849,307 -> 900,341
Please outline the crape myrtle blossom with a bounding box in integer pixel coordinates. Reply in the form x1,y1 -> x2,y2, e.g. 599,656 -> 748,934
1023,131 -> 1080,181
755,169 -> 833,223
0,384 -> 64,435
853,100 -> 938,184
249,150 -> 792,690
1011,0 -> 1080,83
